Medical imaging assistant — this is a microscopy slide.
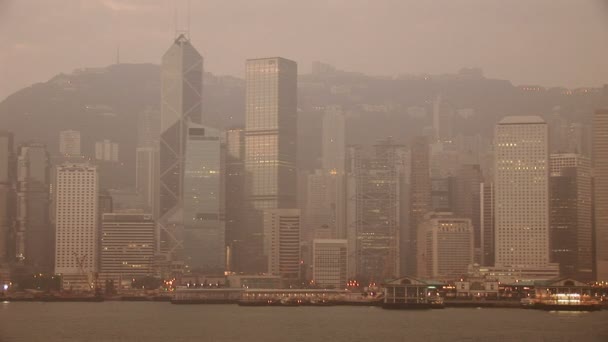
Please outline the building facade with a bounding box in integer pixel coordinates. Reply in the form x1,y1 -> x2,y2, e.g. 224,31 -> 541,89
409,136 -> 432,277
100,213 -> 155,282
0,131 -> 15,263
312,239 -> 347,289
421,212 -> 474,280
263,209 -> 300,280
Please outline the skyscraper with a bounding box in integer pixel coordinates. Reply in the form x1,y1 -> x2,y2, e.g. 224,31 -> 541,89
224,127 -> 245,271
347,139 -> 405,282
322,106 -> 346,174
453,164 -> 483,263
59,130 -> 81,157
158,34 -> 203,259
549,153 -> 593,281
409,136 -> 431,276
494,116 -> 549,267
55,163 -> 99,289
136,147 -> 157,215
15,143 -> 52,272
0,131 -> 15,263
243,57 -> 297,272
181,124 -> 224,273
593,109 -> 608,281
480,182 -> 495,266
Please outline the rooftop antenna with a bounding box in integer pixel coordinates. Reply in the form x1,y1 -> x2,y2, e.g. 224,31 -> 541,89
187,0 -> 191,39
173,4 -> 178,38
116,45 -> 120,65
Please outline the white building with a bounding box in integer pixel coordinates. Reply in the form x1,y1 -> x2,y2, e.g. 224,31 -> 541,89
263,209 -> 300,280
55,163 -> 98,288
494,116 -> 550,267
312,239 -> 347,289
94,139 -> 119,162
59,130 -> 81,157
420,212 -> 474,280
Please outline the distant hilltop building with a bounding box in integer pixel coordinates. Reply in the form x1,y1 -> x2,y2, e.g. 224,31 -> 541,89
59,130 -> 81,157
94,139 -> 119,162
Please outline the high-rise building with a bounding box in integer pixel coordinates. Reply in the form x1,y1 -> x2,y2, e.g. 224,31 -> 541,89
453,164 -> 483,263
549,154 -> 593,281
322,106 -> 346,174
420,212 -> 474,280
480,182 -> 495,266
263,209 -> 300,280
224,127 -> 245,271
181,124 -> 224,273
303,170 -> 342,242
54,163 -> 98,289
312,239 -> 347,289
59,130 -> 81,157
94,139 -> 119,162
494,116 -> 550,267
243,57 -> 297,272
135,147 -> 157,215
158,34 -> 203,260
593,109 -> 608,281
346,139 -> 405,282
408,136 -> 431,276
100,213 -> 155,283
15,143 -> 52,272
0,131 -> 15,263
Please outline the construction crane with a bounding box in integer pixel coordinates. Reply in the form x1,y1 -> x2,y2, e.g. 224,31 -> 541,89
72,252 -> 94,291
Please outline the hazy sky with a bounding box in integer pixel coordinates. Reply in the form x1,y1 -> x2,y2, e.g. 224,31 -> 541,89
1,0 -> 607,101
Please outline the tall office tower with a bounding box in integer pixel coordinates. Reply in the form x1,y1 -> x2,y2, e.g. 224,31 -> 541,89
322,106 -> 346,173
494,116 -> 549,267
136,147 -> 157,215
312,239 -> 347,288
566,123 -> 592,157
54,163 -> 98,289
432,94 -> 454,143
347,139 -> 404,282
593,109 -> 608,281
408,136 -> 432,276
181,124 -> 224,273
137,108 -> 160,149
59,130 -> 81,157
480,182 -> 495,266
430,177 -> 455,212
94,139 -> 119,162
224,127 -> 245,271
100,213 -> 155,283
549,154 -> 593,281
15,143 -> 52,271
263,209 -> 301,280
244,57 -> 297,272
453,164 -> 483,263
420,212 -> 474,280
303,170 -> 344,242
0,131 -> 15,262
158,34 -> 203,259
